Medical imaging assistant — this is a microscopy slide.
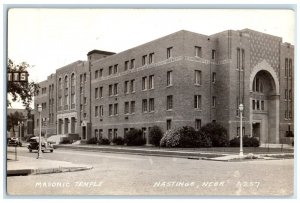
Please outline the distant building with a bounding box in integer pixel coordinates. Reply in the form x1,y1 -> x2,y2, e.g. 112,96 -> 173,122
34,29 -> 294,144
7,108 -> 34,140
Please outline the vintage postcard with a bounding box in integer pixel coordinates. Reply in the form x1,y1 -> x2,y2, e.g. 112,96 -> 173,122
5,7 -> 295,197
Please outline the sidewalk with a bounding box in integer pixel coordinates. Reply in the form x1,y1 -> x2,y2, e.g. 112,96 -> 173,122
7,155 -> 93,176
54,144 -> 294,160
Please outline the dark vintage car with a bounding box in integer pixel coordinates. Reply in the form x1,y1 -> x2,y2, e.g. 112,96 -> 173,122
7,137 -> 22,147
27,137 -> 54,153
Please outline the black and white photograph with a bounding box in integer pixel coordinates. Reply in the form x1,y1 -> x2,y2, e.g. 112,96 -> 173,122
3,3 -> 297,199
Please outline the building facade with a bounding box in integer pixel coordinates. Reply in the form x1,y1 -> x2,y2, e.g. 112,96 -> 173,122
34,29 -> 294,144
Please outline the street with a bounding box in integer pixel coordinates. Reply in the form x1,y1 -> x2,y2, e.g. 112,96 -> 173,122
7,147 -> 294,196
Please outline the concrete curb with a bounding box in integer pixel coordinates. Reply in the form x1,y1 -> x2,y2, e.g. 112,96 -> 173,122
7,166 -> 93,176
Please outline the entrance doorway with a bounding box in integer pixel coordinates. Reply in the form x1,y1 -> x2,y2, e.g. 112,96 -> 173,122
252,123 -> 260,141
82,126 -> 86,140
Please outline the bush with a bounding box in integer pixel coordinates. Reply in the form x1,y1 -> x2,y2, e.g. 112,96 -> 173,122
99,138 -> 111,145
87,137 -> 98,144
124,128 -> 146,146
200,122 -> 229,147
112,136 -> 125,145
229,136 -> 260,147
149,126 -> 163,146
196,131 -> 213,148
160,126 -> 210,148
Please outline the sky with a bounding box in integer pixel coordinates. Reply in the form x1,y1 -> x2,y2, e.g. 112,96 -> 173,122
7,8 -> 295,108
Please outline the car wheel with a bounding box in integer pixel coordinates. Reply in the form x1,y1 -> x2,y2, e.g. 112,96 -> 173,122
29,149 -> 32,153
42,150 -> 45,153
50,150 -> 53,153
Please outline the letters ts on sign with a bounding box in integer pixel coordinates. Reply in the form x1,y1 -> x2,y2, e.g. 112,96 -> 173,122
8,72 -> 29,82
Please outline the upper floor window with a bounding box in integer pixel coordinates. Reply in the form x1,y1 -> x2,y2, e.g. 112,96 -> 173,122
125,61 -> 129,71
109,66 -> 113,75
130,79 -> 135,93
167,71 -> 173,86
130,59 -> 135,69
142,55 -> 147,66
99,69 -> 103,78
71,73 -> 75,87
212,96 -> 216,107
95,70 -> 99,79
149,53 -> 154,64
114,64 -> 118,74
289,59 -> 292,77
212,72 -> 216,83
195,46 -> 202,57
142,99 -> 148,112
149,98 -> 155,112
167,47 -> 173,59
167,95 -> 173,110
149,75 -> 154,89
142,77 -> 147,90
124,81 -> 129,94
212,49 -> 216,60
194,70 -> 202,85
194,95 -> 202,109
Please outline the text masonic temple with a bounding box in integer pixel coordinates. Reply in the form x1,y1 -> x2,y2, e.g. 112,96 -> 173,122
34,29 -> 294,145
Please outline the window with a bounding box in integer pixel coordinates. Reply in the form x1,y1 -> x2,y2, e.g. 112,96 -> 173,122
194,95 -> 202,109
194,70 -> 202,85
142,99 -> 148,112
289,111 -> 292,119
113,129 -> 118,139
80,87 -> 83,94
114,103 -> 119,115
108,129 -> 112,141
79,74 -> 82,84
142,77 -> 147,90
237,48 -> 240,69
142,55 -> 147,66
212,96 -> 216,107
167,71 -> 173,86
109,104 -> 113,116
95,70 -> 99,79
71,94 -> 75,108
131,101 -> 135,113
149,75 -> 154,89
125,61 -> 129,71
95,106 -> 99,117
99,105 -> 104,117
130,79 -> 135,92
109,85 -> 113,96
167,119 -> 172,130
195,119 -> 201,130
289,89 -> 292,100
285,89 -> 288,100
212,72 -> 216,83
80,104 -> 83,112
261,100 -> 264,111
252,100 -> 256,110
124,128 -> 129,137
285,110 -> 288,119
256,100 -> 260,110
99,86 -> 103,98
212,49 -> 216,59
114,83 -> 118,95
285,58 -> 288,77
237,127 -> 245,137
114,64 -> 118,74
99,69 -> 103,78
124,81 -> 129,94
149,53 -> 154,64
83,73 -> 86,82
149,98 -> 154,112
167,95 -> 173,110
109,66 -> 113,75
195,46 -> 202,57
124,102 -> 129,114
289,59 -> 292,77
167,47 -> 173,59
95,88 -> 99,98
241,49 -> 245,70
130,59 -> 135,69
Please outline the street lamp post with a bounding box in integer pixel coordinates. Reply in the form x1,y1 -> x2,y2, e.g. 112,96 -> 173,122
239,104 -> 244,157
37,104 -> 43,159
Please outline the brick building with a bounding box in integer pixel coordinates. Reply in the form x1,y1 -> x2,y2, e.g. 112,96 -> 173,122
34,29 -> 294,144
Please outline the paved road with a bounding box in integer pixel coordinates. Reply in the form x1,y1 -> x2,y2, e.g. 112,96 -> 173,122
6,147 -> 294,196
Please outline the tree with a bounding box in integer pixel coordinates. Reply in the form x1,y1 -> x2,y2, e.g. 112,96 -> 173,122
7,111 -> 25,137
7,59 -> 39,111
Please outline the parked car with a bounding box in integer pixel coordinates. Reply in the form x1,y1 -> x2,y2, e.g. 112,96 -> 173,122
27,137 -> 54,153
7,137 -> 22,147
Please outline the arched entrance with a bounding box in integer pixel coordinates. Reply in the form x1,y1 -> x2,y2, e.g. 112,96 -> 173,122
249,60 -> 280,144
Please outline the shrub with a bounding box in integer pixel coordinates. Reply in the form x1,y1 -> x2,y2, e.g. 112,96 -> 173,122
124,128 -> 146,146
196,131 -> 213,148
160,126 -> 208,148
112,136 -> 125,145
99,138 -> 111,145
149,126 -> 163,146
160,128 -> 180,147
87,137 -> 98,144
229,136 -> 260,147
200,122 -> 229,147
